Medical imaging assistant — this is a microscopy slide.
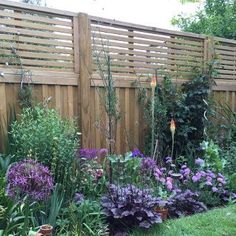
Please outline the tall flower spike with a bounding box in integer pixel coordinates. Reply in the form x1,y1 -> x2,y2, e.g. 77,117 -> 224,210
170,118 -> 176,135
150,75 -> 157,88
170,118 -> 176,158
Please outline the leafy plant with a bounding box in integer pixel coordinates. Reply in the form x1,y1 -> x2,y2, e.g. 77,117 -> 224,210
76,156 -> 107,199
109,152 -> 143,186
0,155 -> 12,175
57,200 -> 108,236
215,103 -> 236,145
138,74 -> 212,158
200,140 -> 223,172
229,173 -> 236,193
40,184 -> 64,227
10,106 -> 79,195
0,106 -> 16,154
167,190 -> 207,218
0,198 -> 40,236
101,184 -> 162,233
18,84 -> 33,109
222,143 -> 236,176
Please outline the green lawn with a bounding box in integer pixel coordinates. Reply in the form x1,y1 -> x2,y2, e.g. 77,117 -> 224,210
132,204 -> 236,236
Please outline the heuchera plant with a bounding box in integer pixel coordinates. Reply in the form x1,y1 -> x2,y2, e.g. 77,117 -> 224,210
167,190 -> 207,218
6,159 -> 54,201
101,184 -> 162,231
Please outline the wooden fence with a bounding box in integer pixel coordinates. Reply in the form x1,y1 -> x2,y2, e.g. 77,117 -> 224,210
0,0 -> 235,153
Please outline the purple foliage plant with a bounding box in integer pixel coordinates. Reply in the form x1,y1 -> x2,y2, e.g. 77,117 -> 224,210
101,184 -> 162,233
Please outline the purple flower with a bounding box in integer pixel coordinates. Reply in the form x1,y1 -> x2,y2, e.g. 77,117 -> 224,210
141,157 -> 156,171
132,149 -> 145,158
199,171 -> 206,177
154,167 -> 165,183
79,148 -> 98,159
166,177 -> 173,190
192,172 -> 202,182
95,168 -> 103,180
212,187 -> 218,192
165,156 -> 172,164
206,176 -> 212,182
217,177 -> 226,185
6,159 -> 54,201
218,173 -> 224,178
74,192 -> 84,204
97,148 -> 108,158
206,170 -> 216,178
195,158 -> 204,166
180,165 -> 191,179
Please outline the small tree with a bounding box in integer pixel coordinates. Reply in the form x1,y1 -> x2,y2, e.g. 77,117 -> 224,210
172,0 -> 236,40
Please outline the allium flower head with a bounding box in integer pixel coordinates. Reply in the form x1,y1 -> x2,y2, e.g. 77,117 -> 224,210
79,148 -> 98,159
6,159 -> 54,201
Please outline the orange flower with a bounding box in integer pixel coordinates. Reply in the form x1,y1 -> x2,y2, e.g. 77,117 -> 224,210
170,118 -> 176,135
150,76 -> 157,88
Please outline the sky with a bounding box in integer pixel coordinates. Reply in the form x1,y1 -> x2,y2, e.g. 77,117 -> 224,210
41,0 -> 201,30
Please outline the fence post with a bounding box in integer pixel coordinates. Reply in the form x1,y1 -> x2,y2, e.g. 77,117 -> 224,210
203,36 -> 215,74
78,13 -> 92,148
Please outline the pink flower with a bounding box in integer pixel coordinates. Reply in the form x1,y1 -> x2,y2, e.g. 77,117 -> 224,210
217,177 -> 226,185
166,177 -> 173,190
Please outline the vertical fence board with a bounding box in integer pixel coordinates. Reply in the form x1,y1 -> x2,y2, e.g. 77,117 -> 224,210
79,13 -> 92,148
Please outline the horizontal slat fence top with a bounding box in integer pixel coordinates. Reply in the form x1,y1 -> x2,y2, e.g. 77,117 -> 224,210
0,1 -> 75,72
89,15 -> 205,86
214,37 -> 236,81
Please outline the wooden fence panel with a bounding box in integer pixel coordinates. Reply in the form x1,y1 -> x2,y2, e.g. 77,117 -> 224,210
0,1 -> 235,153
90,15 -> 205,87
0,8 -> 74,71
213,37 -> 236,81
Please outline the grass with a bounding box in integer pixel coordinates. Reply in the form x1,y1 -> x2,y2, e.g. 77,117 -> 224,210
132,204 -> 236,236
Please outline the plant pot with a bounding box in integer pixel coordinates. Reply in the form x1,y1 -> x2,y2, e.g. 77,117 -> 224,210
38,224 -> 53,236
154,208 -> 168,221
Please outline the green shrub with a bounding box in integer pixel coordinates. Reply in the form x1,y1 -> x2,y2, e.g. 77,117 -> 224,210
77,157 -> 107,199
200,140 -> 223,172
109,152 -> 143,186
10,106 -> 79,190
223,143 -> 236,176
229,173 -> 236,193
138,74 -> 212,158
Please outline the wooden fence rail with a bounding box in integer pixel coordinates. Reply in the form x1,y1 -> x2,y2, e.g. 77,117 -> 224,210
0,0 -> 235,153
